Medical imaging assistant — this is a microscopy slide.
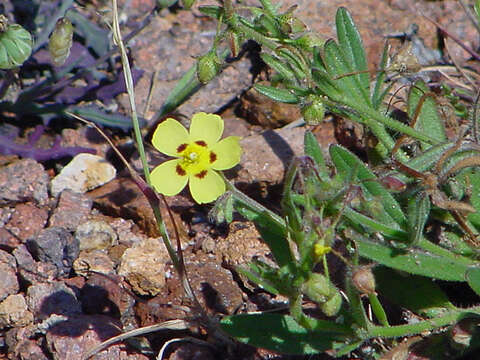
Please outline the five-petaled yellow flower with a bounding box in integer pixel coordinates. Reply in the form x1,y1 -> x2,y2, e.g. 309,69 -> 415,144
150,112 -> 242,204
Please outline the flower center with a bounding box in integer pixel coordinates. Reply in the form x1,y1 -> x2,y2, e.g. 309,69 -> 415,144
176,141 -> 215,177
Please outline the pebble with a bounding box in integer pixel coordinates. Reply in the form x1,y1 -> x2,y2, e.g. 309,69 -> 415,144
49,189 -> 92,231
0,227 -> 20,251
0,159 -> 49,205
50,153 -> 116,197
0,250 -> 19,302
118,237 -> 169,296
73,249 -> 115,276
74,220 -> 117,251
0,294 -> 34,328
26,227 -> 79,277
26,282 -> 82,321
5,203 -> 48,242
13,244 -> 57,284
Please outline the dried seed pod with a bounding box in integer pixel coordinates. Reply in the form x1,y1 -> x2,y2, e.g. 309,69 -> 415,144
352,265 -> 376,295
0,15 -> 33,69
49,17 -> 74,67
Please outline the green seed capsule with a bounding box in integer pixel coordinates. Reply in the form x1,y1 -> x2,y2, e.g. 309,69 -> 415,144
49,17 -> 74,67
0,15 -> 33,70
301,95 -> 325,125
196,51 -> 221,84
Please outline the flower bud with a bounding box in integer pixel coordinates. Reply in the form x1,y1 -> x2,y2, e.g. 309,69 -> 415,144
196,51 -> 221,84
278,7 -> 307,34
294,32 -> 325,52
302,273 -> 330,304
49,17 -> 74,66
352,266 -> 376,295
301,95 -> 325,125
0,15 -> 33,69
320,288 -> 342,317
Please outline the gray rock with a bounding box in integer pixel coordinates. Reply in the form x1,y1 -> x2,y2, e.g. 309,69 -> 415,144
26,282 -> 82,321
0,159 -> 49,205
49,190 -> 92,231
27,227 -> 79,277
0,250 -> 19,302
75,220 -> 117,251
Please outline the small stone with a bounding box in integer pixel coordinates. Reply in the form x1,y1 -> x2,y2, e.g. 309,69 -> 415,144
0,294 -> 33,328
13,244 -> 57,284
0,159 -> 49,205
5,203 -> 48,242
49,190 -> 92,231
0,227 -> 20,251
118,237 -> 169,296
73,250 -> 115,276
27,227 -> 79,277
9,339 -> 48,360
26,282 -> 82,320
169,343 -> 215,360
75,220 -> 117,251
50,153 -> 116,197
46,315 -> 149,360
0,250 -> 19,301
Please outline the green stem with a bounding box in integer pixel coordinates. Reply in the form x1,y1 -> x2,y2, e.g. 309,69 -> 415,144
368,293 -> 389,326
367,307 -> 480,338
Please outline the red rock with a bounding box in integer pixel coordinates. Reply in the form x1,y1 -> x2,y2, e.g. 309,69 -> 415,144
49,189 -> 92,231
5,203 -> 48,242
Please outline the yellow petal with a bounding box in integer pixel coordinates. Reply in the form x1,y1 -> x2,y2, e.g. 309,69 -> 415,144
150,159 -> 188,196
152,118 -> 189,157
189,170 -> 225,204
189,112 -> 223,146
210,136 -> 242,170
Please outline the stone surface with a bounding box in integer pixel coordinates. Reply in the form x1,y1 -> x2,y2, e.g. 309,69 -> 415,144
49,189 -> 93,231
8,339 -> 49,360
27,227 -> 79,277
45,315 -> 149,360
237,127 -> 305,185
75,220 -> 117,251
26,282 -> 82,321
0,227 -> 20,251
0,250 -> 19,302
5,203 -> 49,242
0,294 -> 34,328
50,153 -> 116,197
0,159 -> 49,205
118,237 -> 170,296
73,250 -> 115,276
13,244 -> 58,285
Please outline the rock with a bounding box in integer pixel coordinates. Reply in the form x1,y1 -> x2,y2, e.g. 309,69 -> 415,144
168,343 -> 215,360
8,339 -> 49,360
118,237 -> 170,296
5,203 -> 49,242
45,315 -> 149,360
0,159 -> 49,205
49,190 -> 92,231
109,218 -> 143,247
26,227 -> 79,277
74,220 -> 117,251
0,294 -> 33,328
237,127 -> 305,185
50,153 -> 116,197
73,250 -> 115,276
13,244 -> 57,284
26,282 -> 82,321
80,273 -> 136,320
0,250 -> 19,302
0,227 -> 20,252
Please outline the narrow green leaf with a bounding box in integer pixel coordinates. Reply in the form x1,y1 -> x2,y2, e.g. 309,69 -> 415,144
372,41 -> 389,109
275,46 -> 308,80
335,7 -> 369,94
407,192 -> 431,246
407,80 -> 447,149
198,5 -> 223,19
254,83 -> 299,103
221,313 -> 350,355
304,131 -> 328,178
466,267 -> 480,297
374,266 -> 455,318
236,265 -> 280,295
330,145 -> 407,228
66,105 -> 145,130
260,53 -> 296,80
357,240 -> 470,281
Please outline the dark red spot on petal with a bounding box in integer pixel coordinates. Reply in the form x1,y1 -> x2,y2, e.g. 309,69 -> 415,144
209,151 -> 217,164
195,140 -> 207,147
176,164 -> 187,176
176,143 -> 187,153
195,170 -> 208,179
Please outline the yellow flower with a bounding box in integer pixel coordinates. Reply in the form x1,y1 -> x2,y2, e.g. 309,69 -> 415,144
150,112 -> 242,204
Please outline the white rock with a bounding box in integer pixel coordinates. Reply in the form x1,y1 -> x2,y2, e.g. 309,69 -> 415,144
50,154 -> 116,197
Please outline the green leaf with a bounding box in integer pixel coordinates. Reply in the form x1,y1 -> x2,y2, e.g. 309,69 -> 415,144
407,192 -> 431,246
304,131 -> 328,178
254,83 -> 299,103
407,80 -> 447,150
236,263 -> 280,295
66,105 -> 145,130
372,41 -> 389,109
357,240 -> 471,281
374,266 -> 455,318
275,46 -> 308,80
198,5 -> 223,19
260,53 -> 296,80
330,145 -> 407,228
221,313 -> 350,355
466,267 -> 480,297
68,11 -> 110,57
335,7 -> 369,95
